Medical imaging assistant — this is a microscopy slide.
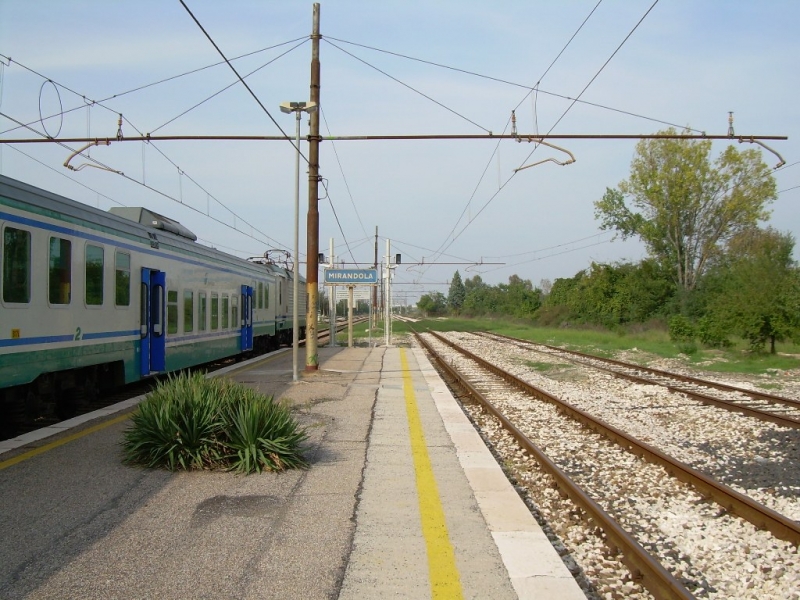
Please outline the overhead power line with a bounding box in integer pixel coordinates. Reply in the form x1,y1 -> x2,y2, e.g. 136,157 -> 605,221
320,107 -> 369,240
149,37 -> 309,134
324,31 -> 702,135
0,53 -> 299,255
426,0 -> 663,272
0,110 -> 294,254
178,0 -> 304,160
0,38 -> 308,137
324,38 -> 492,134
4,133 -> 785,144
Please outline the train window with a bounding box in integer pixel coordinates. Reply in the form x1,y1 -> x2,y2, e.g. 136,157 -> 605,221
222,294 -> 229,329
2,227 -> 31,303
140,283 -> 147,337
258,282 -> 264,309
198,292 -> 207,331
152,283 -> 163,336
211,293 -> 219,330
167,290 -> 178,334
265,284 -> 269,308
115,252 -> 131,306
232,294 -> 239,329
184,290 -> 194,332
85,244 -> 104,306
48,237 -> 72,305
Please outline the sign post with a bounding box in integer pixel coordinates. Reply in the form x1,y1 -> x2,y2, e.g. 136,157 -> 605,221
348,285 -> 354,347
324,269 -> 378,348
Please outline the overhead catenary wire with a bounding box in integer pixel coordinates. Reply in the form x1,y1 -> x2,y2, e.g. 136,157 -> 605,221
0,39 -> 308,137
321,107 -> 369,240
522,0 -> 661,161
1,110 -> 296,255
425,0 -> 662,275
0,53 -> 300,256
483,231 -> 613,259
321,178 -> 360,267
149,37 -> 309,135
178,0 -> 307,161
6,144 -> 125,207
3,6 -> 787,292
323,38 -> 492,135
324,32 -> 703,136
415,0 -> 607,281
101,37 -> 309,104
513,0 -> 603,113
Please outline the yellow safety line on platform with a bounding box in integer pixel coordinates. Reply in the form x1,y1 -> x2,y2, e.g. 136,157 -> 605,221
400,348 -> 464,599
0,412 -> 130,471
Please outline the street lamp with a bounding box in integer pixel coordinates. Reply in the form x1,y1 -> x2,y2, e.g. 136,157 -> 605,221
280,100 -> 317,382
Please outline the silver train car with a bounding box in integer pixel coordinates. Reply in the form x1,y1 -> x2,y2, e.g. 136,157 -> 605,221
0,175 -> 306,433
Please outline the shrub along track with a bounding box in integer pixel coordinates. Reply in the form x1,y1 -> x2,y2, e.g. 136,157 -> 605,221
415,330 -> 800,600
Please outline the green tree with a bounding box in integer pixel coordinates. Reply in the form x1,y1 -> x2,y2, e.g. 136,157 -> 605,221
594,128 -> 777,293
462,275 -> 492,315
447,271 -> 466,314
497,275 -> 541,318
541,260 -> 675,327
702,228 -> 800,353
417,291 -> 447,317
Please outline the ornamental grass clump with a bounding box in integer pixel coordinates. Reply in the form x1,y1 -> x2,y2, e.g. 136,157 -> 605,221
122,372 -> 308,474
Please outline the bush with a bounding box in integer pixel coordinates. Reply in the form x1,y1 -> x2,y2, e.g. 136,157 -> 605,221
122,372 -> 308,474
223,389 -> 309,473
696,315 -> 732,348
668,315 -> 695,343
535,305 -> 572,327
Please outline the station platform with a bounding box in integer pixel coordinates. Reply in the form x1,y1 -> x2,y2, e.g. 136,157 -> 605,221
0,344 -> 585,599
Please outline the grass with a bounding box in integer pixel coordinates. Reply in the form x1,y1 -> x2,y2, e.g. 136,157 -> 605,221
355,315 -> 800,376
122,372 -> 308,474
524,360 -> 560,373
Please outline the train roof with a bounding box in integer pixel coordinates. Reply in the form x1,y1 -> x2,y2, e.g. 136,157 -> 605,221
108,206 -> 198,241
0,174 -> 304,281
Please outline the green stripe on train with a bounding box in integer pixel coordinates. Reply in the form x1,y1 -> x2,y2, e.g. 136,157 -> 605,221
0,336 -> 246,388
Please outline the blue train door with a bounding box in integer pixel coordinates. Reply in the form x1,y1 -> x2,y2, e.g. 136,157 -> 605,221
141,268 -> 167,377
241,284 -> 254,351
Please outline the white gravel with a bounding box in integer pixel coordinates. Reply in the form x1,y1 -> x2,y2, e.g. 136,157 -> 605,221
422,332 -> 800,600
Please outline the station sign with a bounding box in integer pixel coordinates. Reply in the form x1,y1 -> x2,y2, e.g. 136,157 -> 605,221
335,287 -> 371,302
323,268 -> 378,285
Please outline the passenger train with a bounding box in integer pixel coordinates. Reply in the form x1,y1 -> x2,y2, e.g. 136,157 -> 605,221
0,175 -> 306,435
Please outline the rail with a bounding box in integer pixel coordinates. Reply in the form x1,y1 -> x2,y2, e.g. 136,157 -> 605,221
479,332 -> 800,429
424,330 -> 800,547
414,330 -> 696,600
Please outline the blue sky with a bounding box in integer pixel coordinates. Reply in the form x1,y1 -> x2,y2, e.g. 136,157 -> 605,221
1,1 -> 797,305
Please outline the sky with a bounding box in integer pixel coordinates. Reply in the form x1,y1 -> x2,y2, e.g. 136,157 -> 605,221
1,1 -> 798,307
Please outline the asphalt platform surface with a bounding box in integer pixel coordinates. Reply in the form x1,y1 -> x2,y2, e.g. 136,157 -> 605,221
0,342 -> 584,599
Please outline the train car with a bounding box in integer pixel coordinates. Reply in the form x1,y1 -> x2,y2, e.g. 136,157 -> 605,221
0,175 -> 305,432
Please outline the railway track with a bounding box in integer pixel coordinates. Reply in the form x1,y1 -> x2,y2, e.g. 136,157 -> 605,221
415,330 -> 800,599
477,331 -> 800,429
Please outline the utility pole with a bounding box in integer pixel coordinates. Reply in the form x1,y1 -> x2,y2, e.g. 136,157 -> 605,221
384,238 -> 393,347
328,237 -> 335,347
305,3 -> 321,371
372,226 -> 378,331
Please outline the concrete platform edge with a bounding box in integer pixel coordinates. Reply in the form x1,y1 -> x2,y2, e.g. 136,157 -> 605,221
411,346 -> 586,600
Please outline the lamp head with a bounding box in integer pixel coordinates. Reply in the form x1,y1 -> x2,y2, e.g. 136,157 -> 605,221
280,101 -> 318,114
